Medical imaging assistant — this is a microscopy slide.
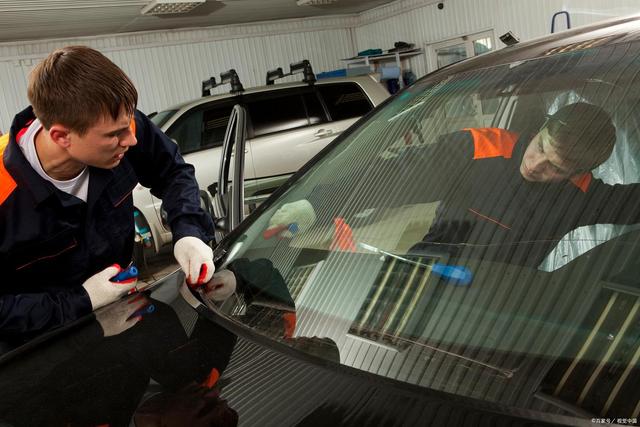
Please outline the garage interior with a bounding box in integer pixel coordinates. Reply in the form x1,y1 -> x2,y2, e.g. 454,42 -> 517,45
2,1 -> 640,425
0,0 -> 637,284
1,0 -> 639,130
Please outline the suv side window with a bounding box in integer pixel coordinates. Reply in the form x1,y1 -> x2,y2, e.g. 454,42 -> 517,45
248,91 -> 310,137
304,92 -> 327,126
166,103 -> 233,154
317,82 -> 373,121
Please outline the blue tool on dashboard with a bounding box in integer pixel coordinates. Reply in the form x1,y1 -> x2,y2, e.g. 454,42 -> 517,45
431,263 -> 473,286
357,242 -> 473,286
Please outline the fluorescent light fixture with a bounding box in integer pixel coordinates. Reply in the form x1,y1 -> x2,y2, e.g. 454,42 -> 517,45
296,0 -> 338,5
141,0 -> 205,15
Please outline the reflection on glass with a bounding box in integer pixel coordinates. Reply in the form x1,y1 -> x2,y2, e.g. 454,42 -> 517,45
212,39 -> 640,419
436,43 -> 467,69
473,37 -> 492,55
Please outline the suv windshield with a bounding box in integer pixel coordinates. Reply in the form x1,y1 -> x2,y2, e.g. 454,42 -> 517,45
206,40 -> 640,418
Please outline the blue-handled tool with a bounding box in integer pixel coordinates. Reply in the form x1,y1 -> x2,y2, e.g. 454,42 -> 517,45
133,303 -> 155,317
431,263 -> 473,286
263,222 -> 299,240
111,265 -> 138,283
357,242 -> 473,286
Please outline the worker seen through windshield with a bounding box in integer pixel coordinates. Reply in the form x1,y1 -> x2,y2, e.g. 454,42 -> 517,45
202,39 -> 640,418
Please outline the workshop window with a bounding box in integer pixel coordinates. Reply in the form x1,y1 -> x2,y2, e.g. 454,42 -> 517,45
427,30 -> 495,72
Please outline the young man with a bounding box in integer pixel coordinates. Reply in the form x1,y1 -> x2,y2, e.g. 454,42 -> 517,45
267,102 -> 640,266
0,46 -> 216,339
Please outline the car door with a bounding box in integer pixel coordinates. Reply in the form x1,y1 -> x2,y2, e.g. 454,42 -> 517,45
246,82 -> 376,179
244,88 -> 325,178
212,104 -> 248,240
166,101 -> 256,195
240,88 -> 322,211
315,81 -> 377,137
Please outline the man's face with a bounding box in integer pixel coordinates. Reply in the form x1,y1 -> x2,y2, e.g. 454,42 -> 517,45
66,109 -> 137,169
520,127 -> 579,182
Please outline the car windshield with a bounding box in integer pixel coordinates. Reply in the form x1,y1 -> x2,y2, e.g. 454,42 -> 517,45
150,108 -> 178,128
205,40 -> 640,418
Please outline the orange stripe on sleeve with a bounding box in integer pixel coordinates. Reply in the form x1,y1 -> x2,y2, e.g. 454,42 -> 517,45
464,128 -> 519,160
570,172 -> 592,193
130,117 -> 136,135
0,133 -> 17,205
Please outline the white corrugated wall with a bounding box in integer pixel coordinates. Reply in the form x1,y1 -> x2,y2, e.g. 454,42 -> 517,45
1,0 -> 640,130
0,16 -> 357,130
356,0 -> 640,78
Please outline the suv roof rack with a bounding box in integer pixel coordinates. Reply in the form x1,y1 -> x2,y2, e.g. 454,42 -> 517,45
265,59 -> 316,86
202,69 -> 245,97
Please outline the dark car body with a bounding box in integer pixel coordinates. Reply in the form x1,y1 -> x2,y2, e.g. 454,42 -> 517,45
3,14 -> 640,427
0,271 -> 584,427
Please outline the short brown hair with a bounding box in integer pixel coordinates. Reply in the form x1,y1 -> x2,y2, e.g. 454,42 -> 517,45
546,102 -> 616,171
28,45 -> 138,135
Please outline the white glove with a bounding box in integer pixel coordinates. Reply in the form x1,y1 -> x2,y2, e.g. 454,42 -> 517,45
95,294 -> 148,337
267,199 -> 316,238
82,265 -> 138,310
204,269 -> 237,301
174,236 -> 215,286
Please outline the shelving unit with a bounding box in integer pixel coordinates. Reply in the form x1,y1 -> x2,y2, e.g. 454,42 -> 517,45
341,48 -> 422,88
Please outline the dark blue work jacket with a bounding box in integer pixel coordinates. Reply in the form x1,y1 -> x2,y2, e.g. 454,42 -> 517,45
0,107 -> 214,339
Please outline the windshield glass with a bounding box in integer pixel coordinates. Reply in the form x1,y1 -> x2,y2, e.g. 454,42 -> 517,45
205,40 -> 640,419
150,109 -> 178,128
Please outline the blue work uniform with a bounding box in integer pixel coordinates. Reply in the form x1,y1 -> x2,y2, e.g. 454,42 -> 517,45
0,107 -> 214,339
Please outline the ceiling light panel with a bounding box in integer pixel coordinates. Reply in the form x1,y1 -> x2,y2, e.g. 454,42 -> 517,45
141,0 -> 205,15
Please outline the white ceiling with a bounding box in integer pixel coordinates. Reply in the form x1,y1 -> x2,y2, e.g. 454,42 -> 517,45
0,0 -> 397,43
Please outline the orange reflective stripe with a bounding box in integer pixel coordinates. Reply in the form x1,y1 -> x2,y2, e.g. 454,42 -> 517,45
201,368 -> 220,389
282,312 -> 297,339
0,133 -> 17,205
330,217 -> 356,252
130,118 -> 136,135
464,128 -> 519,160
570,172 -> 592,193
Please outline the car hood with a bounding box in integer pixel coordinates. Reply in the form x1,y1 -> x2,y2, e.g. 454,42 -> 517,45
0,269 -> 592,427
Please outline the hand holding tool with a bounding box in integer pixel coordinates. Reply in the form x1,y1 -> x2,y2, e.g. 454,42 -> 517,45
267,199 -> 316,238
263,222 -> 299,240
174,236 -> 215,287
83,264 -> 138,310
110,265 -> 138,284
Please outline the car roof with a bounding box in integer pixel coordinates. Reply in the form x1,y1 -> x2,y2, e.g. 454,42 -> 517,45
419,13 -> 640,83
162,74 -> 381,113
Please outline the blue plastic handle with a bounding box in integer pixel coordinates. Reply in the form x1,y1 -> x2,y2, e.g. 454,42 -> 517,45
431,263 -> 473,286
111,265 -> 138,282
130,303 -> 155,319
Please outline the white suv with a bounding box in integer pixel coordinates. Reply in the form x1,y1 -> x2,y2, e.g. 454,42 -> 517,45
132,66 -> 389,256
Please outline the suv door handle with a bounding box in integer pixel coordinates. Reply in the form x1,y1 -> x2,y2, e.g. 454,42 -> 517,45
314,128 -> 334,138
